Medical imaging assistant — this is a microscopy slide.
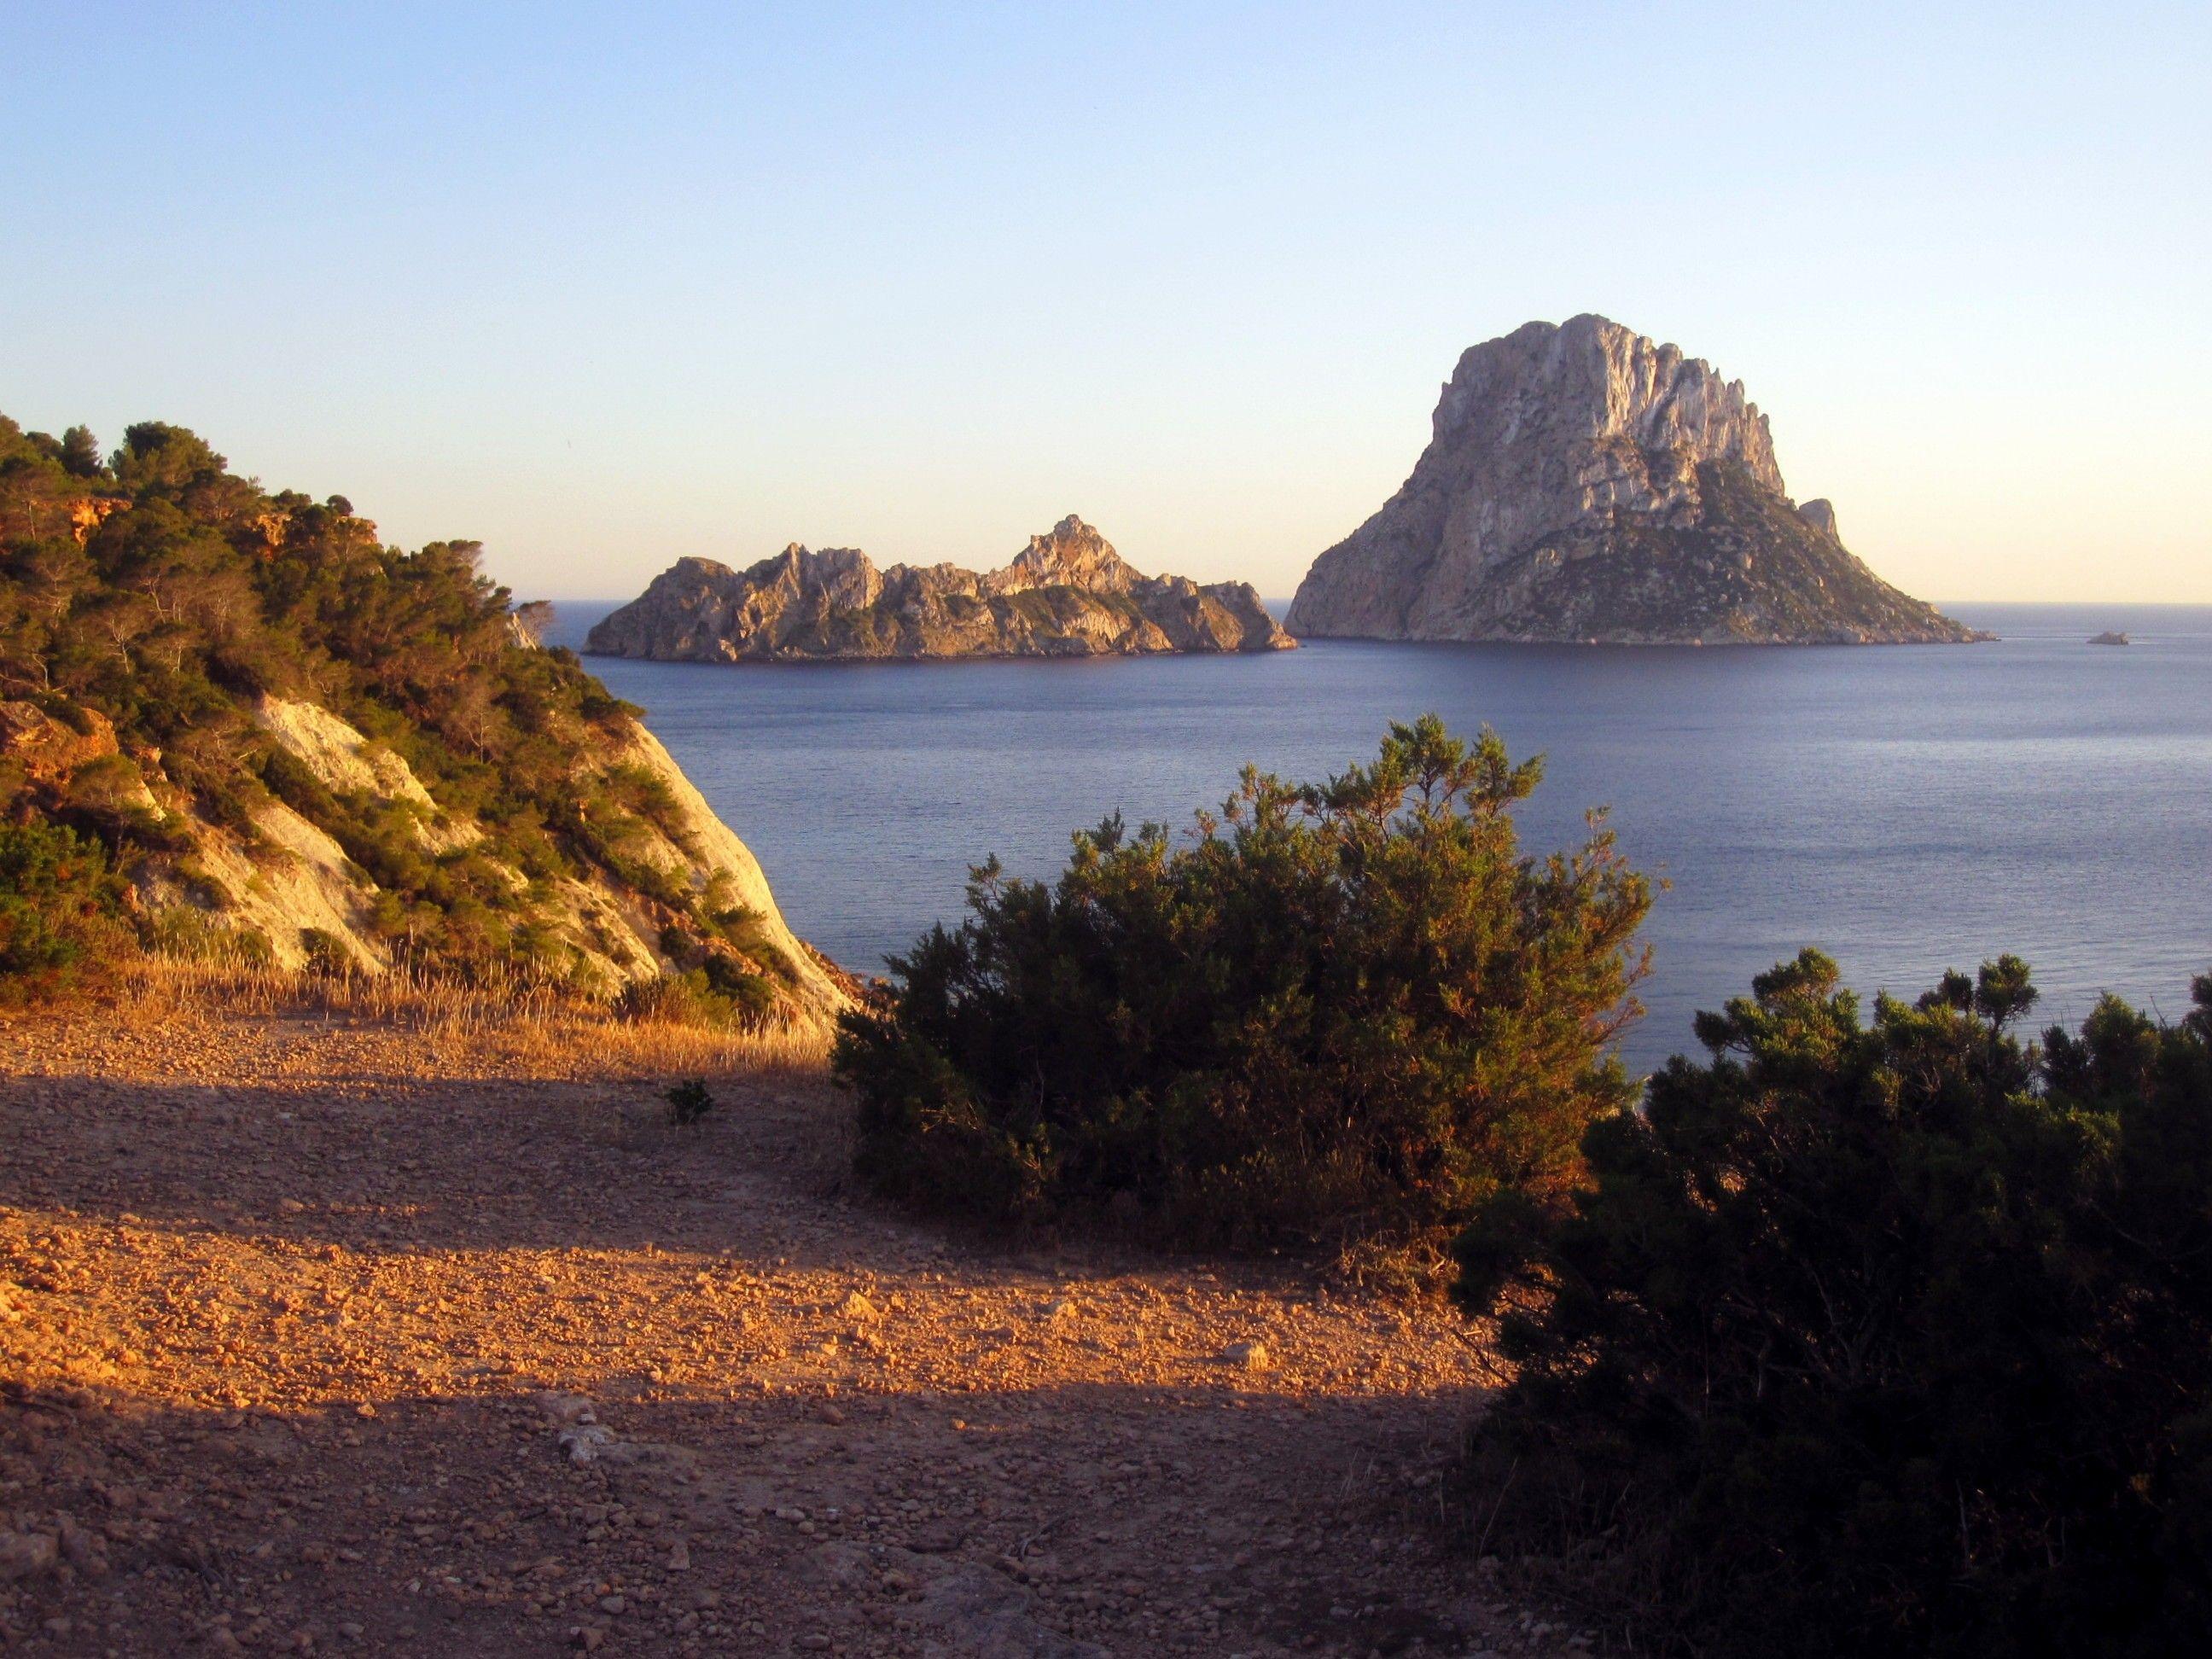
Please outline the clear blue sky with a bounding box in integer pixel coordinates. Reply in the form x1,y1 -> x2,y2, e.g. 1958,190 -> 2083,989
5,3 -> 2207,602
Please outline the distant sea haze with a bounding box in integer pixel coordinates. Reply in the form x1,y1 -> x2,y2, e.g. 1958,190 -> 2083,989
550,602 -> 2212,1074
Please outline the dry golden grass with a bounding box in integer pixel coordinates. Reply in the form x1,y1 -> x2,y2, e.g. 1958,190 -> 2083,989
107,953 -> 831,1080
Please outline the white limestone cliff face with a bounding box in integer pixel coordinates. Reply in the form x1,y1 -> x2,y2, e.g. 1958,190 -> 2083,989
1286,316 -> 1983,645
600,720 -> 846,1019
588,516 -> 1294,661
119,696 -> 846,1028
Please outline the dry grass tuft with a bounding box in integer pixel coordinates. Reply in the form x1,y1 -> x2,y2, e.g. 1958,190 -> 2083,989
1329,1231 -> 1464,1307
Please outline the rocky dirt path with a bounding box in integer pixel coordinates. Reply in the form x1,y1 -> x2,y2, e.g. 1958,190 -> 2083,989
1,1004 -> 1575,1656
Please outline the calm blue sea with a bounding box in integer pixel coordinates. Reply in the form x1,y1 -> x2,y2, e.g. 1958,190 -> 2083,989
549,603 -> 2212,1073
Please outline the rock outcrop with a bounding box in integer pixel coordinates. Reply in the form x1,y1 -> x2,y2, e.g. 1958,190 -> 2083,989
587,516 -> 1294,661
1286,315 -> 1987,645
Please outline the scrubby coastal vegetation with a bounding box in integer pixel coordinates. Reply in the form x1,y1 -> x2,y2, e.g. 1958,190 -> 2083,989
835,717 -> 1650,1246
839,727 -> 2212,1656
0,413 -> 839,1025
1460,952 -> 2212,1655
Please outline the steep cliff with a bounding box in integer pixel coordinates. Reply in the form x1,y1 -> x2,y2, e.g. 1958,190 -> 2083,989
1286,316 -> 1985,645
587,516 -> 1294,661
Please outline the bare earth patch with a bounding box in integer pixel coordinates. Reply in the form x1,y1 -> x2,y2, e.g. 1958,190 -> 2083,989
1,998 -> 1579,1656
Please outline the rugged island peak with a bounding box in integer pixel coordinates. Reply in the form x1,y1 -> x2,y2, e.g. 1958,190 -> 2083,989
588,516 -> 1293,661
992,514 -> 1137,595
1287,315 -> 1988,646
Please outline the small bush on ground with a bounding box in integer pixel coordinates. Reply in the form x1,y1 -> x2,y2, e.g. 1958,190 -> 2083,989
1454,951 -> 2212,1657
663,1079 -> 716,1126
835,716 -> 1651,1245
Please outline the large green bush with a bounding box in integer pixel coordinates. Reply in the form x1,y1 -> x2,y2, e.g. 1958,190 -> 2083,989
835,717 -> 1652,1243
1455,952 -> 2212,1656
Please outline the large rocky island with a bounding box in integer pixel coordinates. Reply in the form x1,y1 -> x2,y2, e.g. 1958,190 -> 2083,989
589,515 -> 1293,661
1286,315 -> 1987,645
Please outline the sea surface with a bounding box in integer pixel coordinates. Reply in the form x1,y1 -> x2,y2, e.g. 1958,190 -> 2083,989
549,603 -> 2212,1073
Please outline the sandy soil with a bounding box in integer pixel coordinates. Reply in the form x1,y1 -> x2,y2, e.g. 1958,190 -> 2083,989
0,999 -> 1580,1656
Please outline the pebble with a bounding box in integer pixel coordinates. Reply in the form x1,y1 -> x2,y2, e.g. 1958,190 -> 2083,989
840,1290 -> 879,1321
0,1530 -> 59,1580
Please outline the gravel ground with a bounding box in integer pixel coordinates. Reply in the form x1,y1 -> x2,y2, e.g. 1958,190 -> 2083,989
0,999 -> 1580,1656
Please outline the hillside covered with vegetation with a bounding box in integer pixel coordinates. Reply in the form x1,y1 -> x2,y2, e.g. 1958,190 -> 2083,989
0,412 -> 840,1024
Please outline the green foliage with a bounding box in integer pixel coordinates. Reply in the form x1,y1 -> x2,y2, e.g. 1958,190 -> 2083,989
0,820 -> 133,1000
663,1079 -> 716,1126
58,427 -> 103,480
835,717 -> 1651,1244
616,962 -> 777,1029
1455,952 -> 2212,1657
297,927 -> 352,975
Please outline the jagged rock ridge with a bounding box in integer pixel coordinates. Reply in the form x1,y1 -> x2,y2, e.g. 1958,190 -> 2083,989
587,516 -> 1294,661
1286,315 -> 1988,645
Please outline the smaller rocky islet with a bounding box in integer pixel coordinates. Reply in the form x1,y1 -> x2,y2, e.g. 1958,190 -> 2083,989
586,515 -> 1293,662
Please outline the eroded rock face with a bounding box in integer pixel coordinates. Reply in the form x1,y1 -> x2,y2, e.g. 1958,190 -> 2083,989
42,691 -> 849,1029
1286,315 -> 1987,645
587,516 -> 1294,661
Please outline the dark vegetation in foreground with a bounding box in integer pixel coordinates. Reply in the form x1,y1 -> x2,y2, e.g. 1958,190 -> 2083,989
835,717 -> 1652,1245
0,412 -> 791,1016
842,729 -> 2210,1655
1458,953 -> 2212,1656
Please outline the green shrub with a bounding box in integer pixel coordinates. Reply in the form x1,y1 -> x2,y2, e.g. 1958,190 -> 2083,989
297,927 -> 352,975
150,907 -> 271,968
256,742 -> 341,822
616,962 -> 778,1030
1454,952 -> 2212,1656
834,717 -> 1652,1245
663,1079 -> 716,1126
0,819 -> 133,1001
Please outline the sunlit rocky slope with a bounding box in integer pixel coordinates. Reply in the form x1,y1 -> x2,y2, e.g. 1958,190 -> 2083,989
0,413 -> 845,1028
1287,315 -> 1986,645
